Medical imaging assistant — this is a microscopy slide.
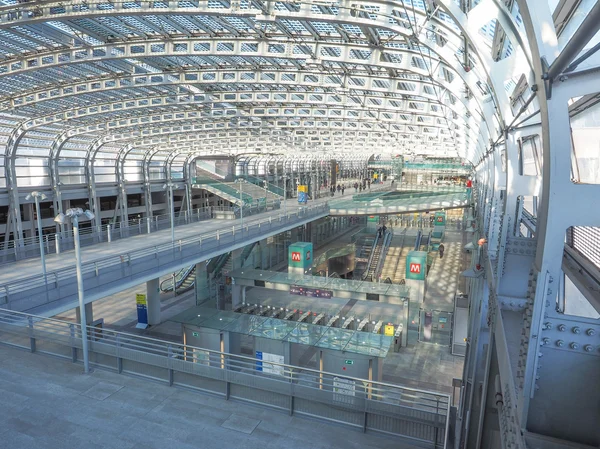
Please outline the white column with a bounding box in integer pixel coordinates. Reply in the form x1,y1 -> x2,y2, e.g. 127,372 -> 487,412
146,278 -> 161,326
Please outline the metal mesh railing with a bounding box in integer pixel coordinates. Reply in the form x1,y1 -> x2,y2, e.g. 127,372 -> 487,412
567,226 -> 600,270
0,308 -> 450,447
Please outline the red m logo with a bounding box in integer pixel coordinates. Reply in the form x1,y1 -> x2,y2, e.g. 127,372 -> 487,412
410,263 -> 421,274
291,252 -> 301,262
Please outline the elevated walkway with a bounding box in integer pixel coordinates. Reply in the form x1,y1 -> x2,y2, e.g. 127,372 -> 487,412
0,187 -> 468,319
329,185 -> 469,216
0,203 -> 328,317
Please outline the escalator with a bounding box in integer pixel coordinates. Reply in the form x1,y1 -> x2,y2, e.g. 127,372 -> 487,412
160,265 -> 197,293
363,232 -> 384,281
161,241 -> 257,294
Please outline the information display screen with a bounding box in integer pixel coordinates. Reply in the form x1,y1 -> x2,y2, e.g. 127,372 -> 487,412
290,285 -> 333,298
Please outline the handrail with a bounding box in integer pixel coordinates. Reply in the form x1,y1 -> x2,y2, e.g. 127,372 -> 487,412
374,230 -> 393,281
0,203 -> 329,295
0,307 -> 451,402
0,206 -> 212,253
363,231 -> 380,280
160,264 -> 196,292
195,160 -> 229,179
239,174 -> 284,197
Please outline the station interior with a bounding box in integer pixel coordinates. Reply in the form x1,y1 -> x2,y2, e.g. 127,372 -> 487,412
0,2 -> 599,449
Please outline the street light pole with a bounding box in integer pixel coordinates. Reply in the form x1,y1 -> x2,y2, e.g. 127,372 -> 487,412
282,175 -> 288,218
26,191 -> 48,279
163,182 -> 175,242
54,207 -> 95,374
236,179 -> 244,230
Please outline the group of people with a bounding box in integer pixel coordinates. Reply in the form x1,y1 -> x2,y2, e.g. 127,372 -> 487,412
353,179 -> 371,192
377,223 -> 388,238
328,184 -> 346,196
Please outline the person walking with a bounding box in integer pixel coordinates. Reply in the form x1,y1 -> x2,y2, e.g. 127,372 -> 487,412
341,185 -> 345,195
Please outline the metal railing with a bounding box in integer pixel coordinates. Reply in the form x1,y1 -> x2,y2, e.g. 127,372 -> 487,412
0,207 -> 213,264
195,160 -> 229,179
0,204 -> 329,312
238,174 -> 285,197
192,178 -> 254,204
0,308 -> 450,448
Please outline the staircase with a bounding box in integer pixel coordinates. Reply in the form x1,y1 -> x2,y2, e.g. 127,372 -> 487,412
192,181 -> 253,206
380,229 -> 407,282
235,182 -> 282,203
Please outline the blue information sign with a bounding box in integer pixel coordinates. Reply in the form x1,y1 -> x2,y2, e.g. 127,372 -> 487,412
255,351 -> 263,371
136,293 -> 148,329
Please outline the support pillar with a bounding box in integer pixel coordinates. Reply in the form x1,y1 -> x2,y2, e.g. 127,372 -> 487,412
232,285 -> 245,309
194,261 -> 210,305
146,278 -> 161,326
75,302 -> 94,325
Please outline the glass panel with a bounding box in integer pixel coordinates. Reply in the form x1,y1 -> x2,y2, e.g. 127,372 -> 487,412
287,322 -> 327,345
570,96 -> 600,184
344,332 -> 392,357
315,327 -> 354,351
564,272 -> 600,319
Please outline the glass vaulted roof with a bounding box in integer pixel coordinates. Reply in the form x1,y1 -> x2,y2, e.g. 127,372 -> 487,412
0,0 -> 595,192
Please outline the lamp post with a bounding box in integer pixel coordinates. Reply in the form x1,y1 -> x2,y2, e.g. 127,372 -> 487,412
54,207 -> 95,374
25,191 -> 48,279
282,175 -> 288,218
235,178 -> 246,229
162,182 -> 175,242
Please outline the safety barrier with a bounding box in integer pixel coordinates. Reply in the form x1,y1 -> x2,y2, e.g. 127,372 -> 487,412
0,308 -> 450,448
0,207 -> 213,264
0,204 -> 329,312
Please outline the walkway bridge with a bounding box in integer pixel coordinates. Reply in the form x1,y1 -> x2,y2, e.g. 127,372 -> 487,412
0,186 -> 469,317
329,185 -> 468,216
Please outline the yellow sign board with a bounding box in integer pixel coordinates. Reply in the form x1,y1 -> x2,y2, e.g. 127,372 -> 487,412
136,293 -> 147,305
384,325 -> 395,336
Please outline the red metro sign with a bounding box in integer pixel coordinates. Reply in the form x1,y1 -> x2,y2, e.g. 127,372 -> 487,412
291,252 -> 301,262
409,263 -> 421,274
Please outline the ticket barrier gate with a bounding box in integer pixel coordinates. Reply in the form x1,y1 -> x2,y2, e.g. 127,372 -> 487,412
393,325 -> 404,352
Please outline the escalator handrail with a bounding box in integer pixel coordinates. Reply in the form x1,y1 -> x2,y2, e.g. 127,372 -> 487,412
364,231 -> 381,278
159,264 -> 195,291
414,229 -> 422,251
373,230 -> 393,280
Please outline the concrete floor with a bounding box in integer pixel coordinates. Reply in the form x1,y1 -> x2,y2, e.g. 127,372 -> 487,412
0,344 -> 422,449
424,230 -> 467,312
54,224 -> 466,397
